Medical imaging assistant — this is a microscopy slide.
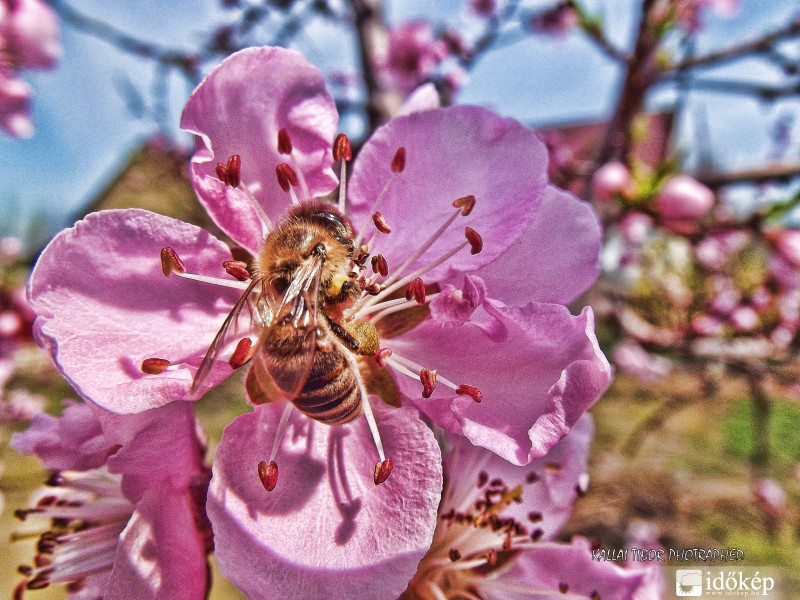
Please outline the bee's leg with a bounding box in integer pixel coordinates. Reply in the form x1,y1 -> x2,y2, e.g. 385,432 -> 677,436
257,402 -> 294,492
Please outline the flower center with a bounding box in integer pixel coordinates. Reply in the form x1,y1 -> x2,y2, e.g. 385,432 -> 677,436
13,469 -> 133,594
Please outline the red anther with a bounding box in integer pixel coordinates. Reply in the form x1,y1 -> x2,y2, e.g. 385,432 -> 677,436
357,275 -> 368,290
223,260 -> 250,281
258,460 -> 279,492
372,211 -> 392,234
275,163 -> 298,192
333,133 -> 352,161
375,347 -> 393,367
215,162 -> 228,182
530,528 -> 544,542
160,247 -> 185,276
373,458 -> 394,485
420,368 -> 437,398
277,128 -> 293,155
456,384 -> 483,403
528,511 -> 543,523
229,337 -> 253,369
365,282 -> 383,296
465,227 -> 483,254
453,194 -> 476,216
225,154 -> 241,187
405,277 -> 426,305
485,548 -> 498,567
371,254 -> 389,277
449,548 -> 461,562
391,147 -> 406,173
559,582 -> 569,594
141,358 -> 171,375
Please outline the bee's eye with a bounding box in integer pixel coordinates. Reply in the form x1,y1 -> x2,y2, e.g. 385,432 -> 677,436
272,276 -> 291,296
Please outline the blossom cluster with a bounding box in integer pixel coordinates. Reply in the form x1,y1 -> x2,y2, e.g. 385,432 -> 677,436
9,46 -> 660,599
0,0 -> 61,138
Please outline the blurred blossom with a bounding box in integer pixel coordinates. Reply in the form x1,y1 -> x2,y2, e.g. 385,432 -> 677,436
654,174 -> 714,221
592,161 -> 636,203
694,230 -> 750,271
771,229 -> 800,267
377,21 -> 449,93
619,212 -> 653,245
469,0 -> 496,17
529,1 -> 579,37
691,313 -> 724,336
730,304 -> 759,333
0,235 -> 23,262
613,339 -> 672,382
753,478 -> 787,519
0,0 -> 62,138
674,0 -> 739,33
0,388 -> 44,422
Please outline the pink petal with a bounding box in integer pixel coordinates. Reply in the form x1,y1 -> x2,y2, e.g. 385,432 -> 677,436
105,484 -> 208,600
10,400 -> 114,470
391,296 -> 611,465
348,106 -> 547,282
444,414 -> 593,540
7,0 -> 62,69
395,82 -> 441,117
467,185 -> 601,305
181,47 -> 339,252
28,209 -> 241,414
486,537 -> 658,600
98,402 -> 206,503
208,401 -> 442,600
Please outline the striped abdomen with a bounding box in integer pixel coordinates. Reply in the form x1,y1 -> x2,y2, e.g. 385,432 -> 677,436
292,345 -> 362,425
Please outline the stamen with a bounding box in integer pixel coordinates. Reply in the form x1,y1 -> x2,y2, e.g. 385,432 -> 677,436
275,163 -> 299,193
372,212 -> 391,234
456,384 -> 483,403
405,277 -> 426,305
238,181 -> 274,232
223,260 -> 250,281
225,154 -> 241,188
257,460 -> 279,492
449,548 -> 462,562
375,348 -> 393,366
371,254 -> 389,277
465,227 -> 483,254
559,582 -> 569,594
391,147 -> 406,173
333,133 -> 352,162
486,548 -> 498,567
229,338 -> 252,369
453,195 -> 476,216
373,458 -> 394,485
174,271 -> 251,290
215,162 -> 228,182
420,368 -> 437,398
160,247 -> 185,276
277,128 -> 293,155
140,358 -> 172,375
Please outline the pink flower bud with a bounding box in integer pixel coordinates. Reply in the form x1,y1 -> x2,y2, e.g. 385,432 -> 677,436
654,175 -> 714,219
691,314 -> 724,336
592,161 -> 635,202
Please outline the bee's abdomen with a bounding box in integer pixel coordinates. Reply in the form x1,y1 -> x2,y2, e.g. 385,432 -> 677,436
293,348 -> 362,425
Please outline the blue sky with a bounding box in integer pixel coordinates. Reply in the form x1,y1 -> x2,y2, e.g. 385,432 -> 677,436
2,0 -> 799,248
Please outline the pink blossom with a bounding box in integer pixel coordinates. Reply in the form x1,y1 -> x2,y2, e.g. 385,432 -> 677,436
613,339 -> 672,382
30,46 -> 609,470
676,0 -> 739,33
654,174 -> 715,221
0,387 -> 44,421
618,212 -> 653,245
592,161 -> 636,203
11,400 -> 210,598
0,0 -> 61,138
754,478 -> 787,519
730,305 -> 759,333
694,230 -> 750,270
376,22 -> 449,93
402,416 -> 660,599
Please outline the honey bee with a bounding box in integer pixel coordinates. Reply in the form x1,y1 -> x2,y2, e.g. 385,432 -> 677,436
192,201 -> 379,426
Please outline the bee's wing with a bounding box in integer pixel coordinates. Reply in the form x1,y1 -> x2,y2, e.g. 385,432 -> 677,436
247,255 -> 324,403
191,276 -> 262,395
